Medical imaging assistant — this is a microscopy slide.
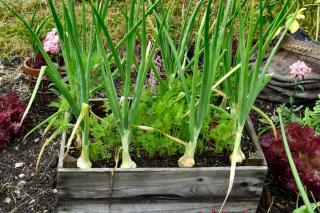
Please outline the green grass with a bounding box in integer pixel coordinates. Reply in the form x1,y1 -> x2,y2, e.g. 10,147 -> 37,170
0,0 -> 206,59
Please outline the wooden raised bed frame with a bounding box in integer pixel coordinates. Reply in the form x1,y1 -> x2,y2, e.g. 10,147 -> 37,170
57,118 -> 267,213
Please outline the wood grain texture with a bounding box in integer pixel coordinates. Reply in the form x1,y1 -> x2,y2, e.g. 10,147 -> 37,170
57,166 -> 267,199
58,199 -> 259,213
57,117 -> 267,212
244,118 -> 267,166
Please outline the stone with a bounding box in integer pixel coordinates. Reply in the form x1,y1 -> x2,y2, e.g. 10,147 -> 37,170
14,190 -> 21,199
17,180 -> 26,188
15,162 -> 24,168
4,197 -> 11,204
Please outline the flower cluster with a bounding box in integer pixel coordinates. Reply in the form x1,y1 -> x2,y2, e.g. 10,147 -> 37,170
289,60 -> 312,77
43,28 -> 60,54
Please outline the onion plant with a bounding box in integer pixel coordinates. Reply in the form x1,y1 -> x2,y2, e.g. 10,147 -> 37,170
219,0 -> 295,210
1,0 -> 163,169
0,0 -> 100,168
148,0 -> 205,89
176,0 -> 236,167
90,0 -> 161,168
149,0 -> 295,208
150,0 -> 237,167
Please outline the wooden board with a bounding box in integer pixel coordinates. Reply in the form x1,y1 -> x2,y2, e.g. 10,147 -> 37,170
57,118 -> 267,212
57,166 -> 267,199
58,199 -> 260,213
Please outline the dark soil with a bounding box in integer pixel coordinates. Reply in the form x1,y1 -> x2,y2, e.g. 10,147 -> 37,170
70,133 -> 254,169
0,58 -> 59,213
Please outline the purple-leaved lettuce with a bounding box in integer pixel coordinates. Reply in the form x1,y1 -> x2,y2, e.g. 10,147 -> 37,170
0,92 -> 26,149
260,123 -> 320,199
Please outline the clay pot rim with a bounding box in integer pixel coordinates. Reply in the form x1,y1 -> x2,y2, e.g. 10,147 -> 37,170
23,57 -> 66,78
23,57 -> 38,70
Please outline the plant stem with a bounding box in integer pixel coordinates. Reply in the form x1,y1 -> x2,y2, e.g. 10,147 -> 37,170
316,5 -> 319,41
252,106 -> 277,139
78,143 -> 92,169
136,125 -> 187,146
278,108 -> 314,213
120,130 -> 136,168
81,110 -> 90,163
219,124 -> 245,212
230,125 -> 245,163
178,140 -> 197,168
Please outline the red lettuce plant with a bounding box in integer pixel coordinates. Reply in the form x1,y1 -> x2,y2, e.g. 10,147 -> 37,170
0,92 -> 26,149
260,123 -> 320,199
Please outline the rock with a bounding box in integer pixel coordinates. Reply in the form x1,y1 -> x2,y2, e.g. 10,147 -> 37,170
29,199 -> 35,205
4,197 -> 11,204
17,180 -> 26,188
14,190 -> 22,199
18,174 -> 25,178
53,189 -> 57,193
15,162 -> 24,168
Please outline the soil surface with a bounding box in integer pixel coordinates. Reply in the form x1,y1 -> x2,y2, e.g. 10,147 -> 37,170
0,58 -> 299,213
0,58 -> 58,213
68,133 -> 254,169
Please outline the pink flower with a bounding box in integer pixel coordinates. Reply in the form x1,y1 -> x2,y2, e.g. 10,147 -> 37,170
43,28 -> 60,54
289,60 -> 312,77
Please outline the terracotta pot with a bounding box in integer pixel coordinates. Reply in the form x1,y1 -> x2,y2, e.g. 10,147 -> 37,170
23,57 -> 41,78
23,57 -> 66,78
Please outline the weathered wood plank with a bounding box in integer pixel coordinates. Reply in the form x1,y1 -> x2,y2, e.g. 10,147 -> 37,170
58,199 -> 259,213
57,166 -> 267,199
57,117 -> 267,212
244,118 -> 267,166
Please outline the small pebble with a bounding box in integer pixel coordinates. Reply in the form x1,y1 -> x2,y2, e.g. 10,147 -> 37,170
15,162 -> 24,168
14,145 -> 20,151
29,199 -> 35,205
19,174 -> 25,178
4,197 -> 11,204
14,190 -> 21,199
17,180 -> 26,188
53,189 -> 57,193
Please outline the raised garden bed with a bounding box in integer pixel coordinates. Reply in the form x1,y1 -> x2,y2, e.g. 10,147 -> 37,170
57,119 -> 267,213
